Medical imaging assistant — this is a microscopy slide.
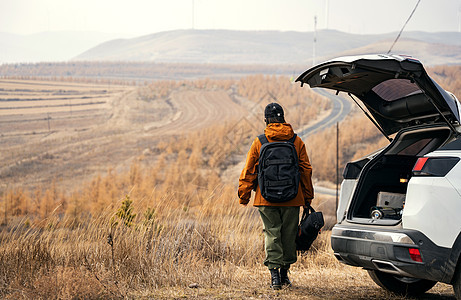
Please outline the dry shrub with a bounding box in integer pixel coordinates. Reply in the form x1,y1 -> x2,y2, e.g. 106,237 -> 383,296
429,65 -> 461,97
6,267 -> 108,300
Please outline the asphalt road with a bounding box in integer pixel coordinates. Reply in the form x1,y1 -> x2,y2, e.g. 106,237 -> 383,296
300,88 -> 353,197
299,88 -> 352,139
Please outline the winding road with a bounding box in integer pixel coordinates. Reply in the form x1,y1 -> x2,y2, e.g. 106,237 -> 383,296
303,88 -> 353,197
299,88 -> 352,139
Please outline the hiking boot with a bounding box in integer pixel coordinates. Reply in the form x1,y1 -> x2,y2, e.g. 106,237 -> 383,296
280,268 -> 292,286
270,268 -> 282,290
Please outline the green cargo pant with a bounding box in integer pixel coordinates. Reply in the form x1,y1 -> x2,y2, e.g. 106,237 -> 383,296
258,206 -> 300,270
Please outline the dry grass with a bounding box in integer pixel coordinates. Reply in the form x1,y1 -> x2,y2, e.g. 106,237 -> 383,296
0,189 -> 455,299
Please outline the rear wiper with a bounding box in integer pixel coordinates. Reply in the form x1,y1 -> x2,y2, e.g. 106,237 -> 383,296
347,93 -> 393,142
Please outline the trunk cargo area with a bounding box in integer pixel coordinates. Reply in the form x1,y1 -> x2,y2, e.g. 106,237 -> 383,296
347,126 -> 452,223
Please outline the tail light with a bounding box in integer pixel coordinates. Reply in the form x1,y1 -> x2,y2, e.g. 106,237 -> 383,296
412,157 -> 460,177
409,248 -> 423,262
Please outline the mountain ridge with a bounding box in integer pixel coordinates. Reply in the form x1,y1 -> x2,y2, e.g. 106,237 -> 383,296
73,29 -> 461,65
2,29 -> 461,65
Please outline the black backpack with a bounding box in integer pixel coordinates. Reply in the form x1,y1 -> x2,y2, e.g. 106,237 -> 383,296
257,134 -> 300,203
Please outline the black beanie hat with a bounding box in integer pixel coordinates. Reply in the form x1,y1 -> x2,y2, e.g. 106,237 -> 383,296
264,103 -> 284,118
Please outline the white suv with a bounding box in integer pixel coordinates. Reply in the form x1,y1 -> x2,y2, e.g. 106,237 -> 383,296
297,54 -> 461,297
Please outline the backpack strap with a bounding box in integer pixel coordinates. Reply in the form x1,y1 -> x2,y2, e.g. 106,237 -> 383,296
258,133 -> 297,145
258,134 -> 269,145
267,159 -> 294,165
266,179 -> 294,186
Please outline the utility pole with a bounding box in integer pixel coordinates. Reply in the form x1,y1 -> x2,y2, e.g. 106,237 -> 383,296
47,113 -> 51,131
458,4 -> 461,32
336,122 -> 339,218
325,0 -> 329,29
313,16 -> 317,66
3,187 -> 6,226
192,0 -> 195,30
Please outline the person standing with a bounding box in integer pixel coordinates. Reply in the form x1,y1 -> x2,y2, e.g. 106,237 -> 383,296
238,102 -> 314,290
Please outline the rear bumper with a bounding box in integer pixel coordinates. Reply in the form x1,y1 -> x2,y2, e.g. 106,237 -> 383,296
331,224 -> 454,283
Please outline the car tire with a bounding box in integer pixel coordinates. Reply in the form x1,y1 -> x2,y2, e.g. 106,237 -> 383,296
367,270 -> 437,296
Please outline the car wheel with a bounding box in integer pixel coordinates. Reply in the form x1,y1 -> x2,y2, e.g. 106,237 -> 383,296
367,270 -> 437,296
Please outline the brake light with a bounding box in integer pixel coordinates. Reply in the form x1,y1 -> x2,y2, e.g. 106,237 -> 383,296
412,157 -> 460,177
409,248 -> 423,262
413,157 -> 429,172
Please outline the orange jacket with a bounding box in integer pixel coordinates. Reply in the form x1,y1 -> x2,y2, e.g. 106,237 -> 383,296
238,123 -> 314,206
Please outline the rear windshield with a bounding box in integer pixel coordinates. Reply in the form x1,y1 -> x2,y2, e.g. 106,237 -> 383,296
397,138 -> 432,155
372,79 -> 422,101
385,128 -> 452,156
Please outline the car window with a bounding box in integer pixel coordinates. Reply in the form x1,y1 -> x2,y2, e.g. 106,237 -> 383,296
440,138 -> 461,150
372,79 -> 422,101
397,138 -> 432,156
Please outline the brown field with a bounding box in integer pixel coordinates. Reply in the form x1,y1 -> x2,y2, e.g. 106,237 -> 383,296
1,69 -> 460,299
0,76 -> 331,193
0,79 -> 249,192
0,79 -> 130,191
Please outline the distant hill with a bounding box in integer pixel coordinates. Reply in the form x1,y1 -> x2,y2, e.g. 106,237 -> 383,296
73,29 -> 461,66
0,31 -> 133,63
336,38 -> 461,66
2,29 -> 461,66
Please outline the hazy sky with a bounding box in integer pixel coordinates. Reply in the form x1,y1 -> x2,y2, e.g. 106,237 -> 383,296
1,0 -> 461,36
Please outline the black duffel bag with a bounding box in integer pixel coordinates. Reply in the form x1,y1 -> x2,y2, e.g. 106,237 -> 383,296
296,203 -> 324,251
